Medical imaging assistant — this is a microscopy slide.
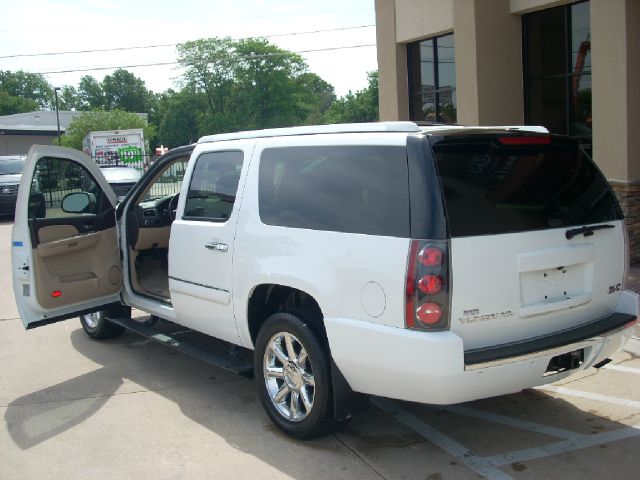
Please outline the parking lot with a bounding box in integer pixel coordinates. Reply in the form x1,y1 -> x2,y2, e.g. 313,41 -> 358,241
1,217 -> 639,480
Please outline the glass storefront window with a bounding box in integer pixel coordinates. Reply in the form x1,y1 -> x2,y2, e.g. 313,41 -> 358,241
407,33 -> 457,123
524,1 -> 591,153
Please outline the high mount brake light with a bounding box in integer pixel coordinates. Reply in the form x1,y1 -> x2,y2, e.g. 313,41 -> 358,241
405,240 -> 450,331
498,136 -> 551,145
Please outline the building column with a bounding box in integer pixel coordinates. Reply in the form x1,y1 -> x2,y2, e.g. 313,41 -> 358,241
452,0 -> 523,125
375,0 -> 410,121
592,0 -> 640,261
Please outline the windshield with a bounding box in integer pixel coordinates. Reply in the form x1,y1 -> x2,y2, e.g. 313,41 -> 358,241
0,158 -> 25,175
432,135 -> 623,237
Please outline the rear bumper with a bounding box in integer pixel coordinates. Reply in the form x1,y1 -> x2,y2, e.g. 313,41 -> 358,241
464,311 -> 635,368
325,290 -> 639,405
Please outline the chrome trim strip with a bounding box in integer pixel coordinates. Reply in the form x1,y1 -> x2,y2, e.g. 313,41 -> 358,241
168,275 -> 230,294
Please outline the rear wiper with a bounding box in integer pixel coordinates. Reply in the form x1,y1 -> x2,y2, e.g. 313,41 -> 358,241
565,223 -> 615,240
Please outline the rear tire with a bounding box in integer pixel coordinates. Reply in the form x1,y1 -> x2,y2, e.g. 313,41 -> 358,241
79,310 -> 125,340
254,311 -> 341,439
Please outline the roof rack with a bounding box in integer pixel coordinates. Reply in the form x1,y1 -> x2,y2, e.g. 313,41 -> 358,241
198,122 -> 421,143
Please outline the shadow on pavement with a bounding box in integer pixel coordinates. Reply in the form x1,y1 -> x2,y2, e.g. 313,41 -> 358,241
4,327 -> 353,479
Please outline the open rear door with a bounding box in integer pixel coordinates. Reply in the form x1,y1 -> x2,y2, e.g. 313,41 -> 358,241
12,145 -> 122,329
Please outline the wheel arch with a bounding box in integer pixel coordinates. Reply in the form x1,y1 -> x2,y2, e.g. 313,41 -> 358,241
247,283 -> 324,346
247,283 -> 368,422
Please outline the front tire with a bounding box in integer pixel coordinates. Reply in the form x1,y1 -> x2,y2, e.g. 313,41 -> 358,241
79,310 -> 125,339
254,312 -> 339,439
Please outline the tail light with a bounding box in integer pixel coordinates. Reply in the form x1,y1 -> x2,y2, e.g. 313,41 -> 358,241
405,240 -> 451,331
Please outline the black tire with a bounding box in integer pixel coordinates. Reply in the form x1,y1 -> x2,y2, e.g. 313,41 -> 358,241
79,310 -> 126,340
254,311 -> 340,439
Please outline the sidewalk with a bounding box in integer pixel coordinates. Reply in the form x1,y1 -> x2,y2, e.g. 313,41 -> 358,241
626,264 -> 640,342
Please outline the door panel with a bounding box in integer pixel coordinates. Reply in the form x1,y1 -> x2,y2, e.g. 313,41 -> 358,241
12,145 -> 121,328
169,143 -> 253,344
33,225 -> 120,309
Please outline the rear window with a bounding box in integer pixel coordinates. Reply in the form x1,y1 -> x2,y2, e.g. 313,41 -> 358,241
432,136 -> 623,237
259,145 -> 410,237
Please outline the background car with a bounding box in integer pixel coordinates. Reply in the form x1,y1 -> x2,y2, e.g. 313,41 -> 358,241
99,165 -> 142,201
0,155 -> 26,216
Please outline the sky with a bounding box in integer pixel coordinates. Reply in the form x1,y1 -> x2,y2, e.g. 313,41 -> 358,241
0,0 -> 378,97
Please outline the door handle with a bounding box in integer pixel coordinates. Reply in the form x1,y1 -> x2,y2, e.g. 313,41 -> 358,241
204,242 -> 228,252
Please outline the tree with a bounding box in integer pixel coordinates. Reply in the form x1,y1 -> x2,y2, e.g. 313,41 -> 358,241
77,75 -> 105,110
176,36 -> 337,134
0,91 -> 38,115
156,88 -> 207,146
58,85 -> 80,110
102,69 -> 154,113
231,38 -> 310,130
0,70 -> 53,113
57,110 -> 154,151
325,71 -> 379,124
177,37 -> 236,121
295,72 -> 336,124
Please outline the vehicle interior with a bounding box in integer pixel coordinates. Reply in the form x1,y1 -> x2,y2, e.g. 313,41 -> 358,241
125,157 -> 189,303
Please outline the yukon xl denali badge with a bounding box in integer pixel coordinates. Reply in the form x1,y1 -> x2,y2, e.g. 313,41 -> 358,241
608,283 -> 622,294
459,309 -> 515,324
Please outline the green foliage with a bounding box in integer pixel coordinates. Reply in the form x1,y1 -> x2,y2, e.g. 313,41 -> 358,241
231,38 -> 309,129
156,87 -> 207,146
177,37 -> 236,117
0,42 -> 378,150
325,71 -> 379,124
0,90 -> 39,115
0,70 -> 53,113
57,110 -> 155,151
77,76 -> 105,111
173,37 -> 337,138
58,85 -> 80,110
102,69 -> 155,113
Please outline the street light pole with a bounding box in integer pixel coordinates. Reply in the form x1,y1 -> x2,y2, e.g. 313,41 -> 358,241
54,87 -> 61,144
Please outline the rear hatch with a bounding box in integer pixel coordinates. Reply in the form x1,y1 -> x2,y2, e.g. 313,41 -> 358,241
431,133 -> 626,350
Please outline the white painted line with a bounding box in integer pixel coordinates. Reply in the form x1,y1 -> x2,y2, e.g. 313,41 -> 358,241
373,398 -> 514,480
539,385 -> 640,409
604,364 -> 640,375
442,405 -> 582,440
486,424 -> 640,466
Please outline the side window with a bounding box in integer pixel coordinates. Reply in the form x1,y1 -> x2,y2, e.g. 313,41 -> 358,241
140,159 -> 188,203
183,151 -> 244,221
258,146 -> 410,237
31,157 -> 106,219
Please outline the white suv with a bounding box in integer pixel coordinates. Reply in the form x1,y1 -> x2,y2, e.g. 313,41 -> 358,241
11,122 -> 639,438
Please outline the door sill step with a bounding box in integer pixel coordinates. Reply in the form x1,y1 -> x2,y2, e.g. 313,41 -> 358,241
106,315 -> 254,378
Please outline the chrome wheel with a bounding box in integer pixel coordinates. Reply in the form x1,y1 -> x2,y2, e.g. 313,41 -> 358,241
83,311 -> 104,329
263,331 -> 315,422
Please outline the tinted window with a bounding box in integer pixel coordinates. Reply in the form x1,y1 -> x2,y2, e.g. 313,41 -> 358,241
259,146 -> 410,237
0,158 -> 24,174
524,2 -> 592,154
184,151 -> 243,221
407,33 -> 457,123
433,136 -> 623,237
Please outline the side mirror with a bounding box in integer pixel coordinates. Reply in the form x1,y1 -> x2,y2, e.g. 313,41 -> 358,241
61,192 -> 95,214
